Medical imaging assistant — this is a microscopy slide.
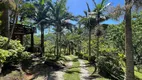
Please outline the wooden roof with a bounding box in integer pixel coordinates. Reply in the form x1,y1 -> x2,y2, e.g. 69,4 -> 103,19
10,24 -> 36,35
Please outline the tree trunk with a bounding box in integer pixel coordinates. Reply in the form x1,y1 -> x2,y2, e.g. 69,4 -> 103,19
78,41 -> 81,54
41,25 -> 44,56
54,46 -> 56,56
69,44 -> 71,55
125,0 -> 134,80
56,25 -> 59,59
95,36 -> 100,73
89,27 -> 92,59
1,9 -> 9,37
31,30 -> 34,53
2,10 -> 18,49
59,32 -> 61,56
96,36 -> 99,60
64,47 -> 66,55
0,63 -> 3,73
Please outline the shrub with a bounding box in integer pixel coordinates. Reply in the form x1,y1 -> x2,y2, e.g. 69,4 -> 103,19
0,49 -> 12,73
0,36 -> 25,52
0,49 -> 12,64
0,36 -> 31,73
97,52 -> 124,80
83,53 -> 89,60
77,52 -> 83,59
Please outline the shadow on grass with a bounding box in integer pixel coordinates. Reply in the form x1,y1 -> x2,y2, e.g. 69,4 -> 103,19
29,64 -> 52,80
65,70 -> 81,74
89,74 -> 101,79
81,75 -> 101,80
1,63 -> 19,76
63,57 -> 79,62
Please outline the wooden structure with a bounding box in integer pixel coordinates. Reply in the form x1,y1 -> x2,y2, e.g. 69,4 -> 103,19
11,24 -> 36,52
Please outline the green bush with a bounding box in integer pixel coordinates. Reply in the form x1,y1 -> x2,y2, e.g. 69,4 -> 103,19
97,52 -> 124,80
0,49 -> 12,64
0,36 -> 25,52
77,52 -> 83,59
83,53 -> 89,60
0,36 -> 30,64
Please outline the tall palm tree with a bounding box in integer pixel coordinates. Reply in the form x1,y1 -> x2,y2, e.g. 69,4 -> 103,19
79,0 -> 110,60
47,0 -> 75,59
106,0 -> 142,79
20,0 -> 52,55
28,0 -> 52,55
124,0 -> 142,79
124,0 -> 134,79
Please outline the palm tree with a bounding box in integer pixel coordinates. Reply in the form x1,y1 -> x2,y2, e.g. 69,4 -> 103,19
47,0 -> 75,59
124,0 -> 142,79
124,0 -> 133,79
79,0 -> 110,60
106,0 -> 142,79
27,0 -> 51,55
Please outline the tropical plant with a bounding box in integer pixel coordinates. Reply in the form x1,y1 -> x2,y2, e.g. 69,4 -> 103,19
21,0 -> 52,55
79,0 -> 110,60
0,36 -> 30,73
47,0 -> 75,59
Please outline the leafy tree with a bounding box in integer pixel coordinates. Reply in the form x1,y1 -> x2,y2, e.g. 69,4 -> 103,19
21,0 -> 52,55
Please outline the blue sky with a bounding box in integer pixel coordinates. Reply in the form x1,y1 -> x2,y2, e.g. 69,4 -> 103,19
66,0 -> 124,24
37,0 -> 125,34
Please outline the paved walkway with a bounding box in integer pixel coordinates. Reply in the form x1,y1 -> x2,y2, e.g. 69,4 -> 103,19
48,56 -> 73,80
79,59 -> 90,80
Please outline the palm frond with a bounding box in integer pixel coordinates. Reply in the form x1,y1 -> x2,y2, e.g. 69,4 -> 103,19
92,0 -> 97,8
101,0 -> 108,8
84,11 -> 88,17
86,2 -> 91,12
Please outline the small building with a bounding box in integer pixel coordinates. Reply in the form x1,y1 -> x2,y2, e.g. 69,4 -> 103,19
11,24 -> 37,52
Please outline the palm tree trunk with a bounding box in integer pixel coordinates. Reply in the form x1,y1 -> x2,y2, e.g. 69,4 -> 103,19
54,46 -> 56,56
95,36 -> 99,73
41,25 -> 44,56
125,0 -> 134,80
56,26 -> 59,59
31,30 -> 34,52
78,41 -> 81,54
59,32 -> 61,56
64,47 -> 66,54
89,27 -> 92,59
96,36 -> 99,60
69,44 -> 71,55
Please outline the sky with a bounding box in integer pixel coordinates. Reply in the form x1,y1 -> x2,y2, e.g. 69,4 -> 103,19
37,0 -> 125,34
66,0 -> 125,24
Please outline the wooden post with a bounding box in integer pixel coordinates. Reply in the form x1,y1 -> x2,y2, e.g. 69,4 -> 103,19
31,27 -> 34,53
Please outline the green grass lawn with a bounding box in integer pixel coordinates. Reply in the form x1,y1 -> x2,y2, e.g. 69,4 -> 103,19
64,56 -> 80,80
